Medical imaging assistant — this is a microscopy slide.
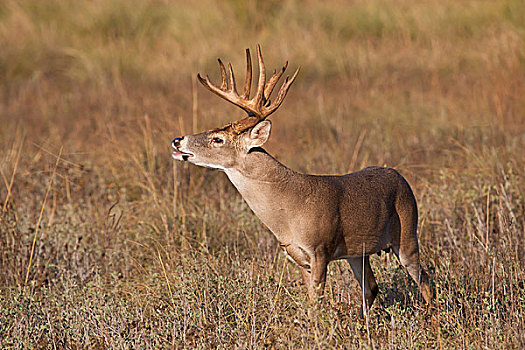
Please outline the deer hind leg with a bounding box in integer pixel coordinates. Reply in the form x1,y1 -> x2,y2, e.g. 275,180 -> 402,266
393,194 -> 433,304
347,256 -> 379,318
392,243 -> 432,304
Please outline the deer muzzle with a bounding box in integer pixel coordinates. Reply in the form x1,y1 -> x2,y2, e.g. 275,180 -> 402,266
171,137 -> 194,161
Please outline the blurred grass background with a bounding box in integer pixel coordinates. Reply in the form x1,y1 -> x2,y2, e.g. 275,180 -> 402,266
1,0 -> 524,348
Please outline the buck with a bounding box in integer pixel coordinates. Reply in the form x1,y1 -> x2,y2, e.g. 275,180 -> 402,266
171,45 -> 432,314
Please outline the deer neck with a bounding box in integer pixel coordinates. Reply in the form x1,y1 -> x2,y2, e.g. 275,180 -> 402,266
224,148 -> 301,238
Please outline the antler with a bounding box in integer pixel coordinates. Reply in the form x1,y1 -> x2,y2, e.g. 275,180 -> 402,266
197,44 -> 300,134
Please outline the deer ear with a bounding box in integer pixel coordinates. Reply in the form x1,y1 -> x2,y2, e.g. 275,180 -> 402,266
246,120 -> 271,149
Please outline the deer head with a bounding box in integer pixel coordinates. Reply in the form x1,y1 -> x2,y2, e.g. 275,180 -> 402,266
171,45 -> 299,170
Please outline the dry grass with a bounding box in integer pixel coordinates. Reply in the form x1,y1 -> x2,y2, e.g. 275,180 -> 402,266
1,0 -> 524,348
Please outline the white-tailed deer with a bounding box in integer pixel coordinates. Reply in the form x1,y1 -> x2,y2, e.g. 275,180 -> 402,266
172,45 -> 432,314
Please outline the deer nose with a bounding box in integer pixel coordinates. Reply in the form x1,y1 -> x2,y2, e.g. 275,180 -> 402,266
171,137 -> 183,148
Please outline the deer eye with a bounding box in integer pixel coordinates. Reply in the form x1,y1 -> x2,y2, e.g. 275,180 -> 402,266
211,137 -> 224,144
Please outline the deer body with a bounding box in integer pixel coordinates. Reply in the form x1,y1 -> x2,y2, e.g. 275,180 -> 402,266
226,151 -> 402,259
172,46 -> 432,313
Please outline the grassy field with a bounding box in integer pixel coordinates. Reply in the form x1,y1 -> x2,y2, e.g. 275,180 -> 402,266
1,0 -> 524,348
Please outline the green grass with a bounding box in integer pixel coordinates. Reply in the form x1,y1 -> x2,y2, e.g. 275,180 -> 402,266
1,0 -> 525,348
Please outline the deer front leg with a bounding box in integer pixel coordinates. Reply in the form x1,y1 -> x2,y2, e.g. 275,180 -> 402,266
300,257 -> 327,318
308,249 -> 329,302
300,268 -> 315,302
291,247 -> 329,320
311,266 -> 328,301
284,244 -> 327,302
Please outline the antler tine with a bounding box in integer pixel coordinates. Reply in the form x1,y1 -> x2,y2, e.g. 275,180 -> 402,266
242,48 -> 252,99
197,73 -> 226,98
197,52 -> 257,117
197,59 -> 248,114
262,66 -> 301,117
254,44 -> 266,108
228,63 -> 237,93
264,61 -> 288,103
197,73 -> 244,111
218,59 -> 228,90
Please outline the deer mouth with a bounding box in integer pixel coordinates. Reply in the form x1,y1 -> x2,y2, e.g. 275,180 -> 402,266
172,150 -> 194,161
